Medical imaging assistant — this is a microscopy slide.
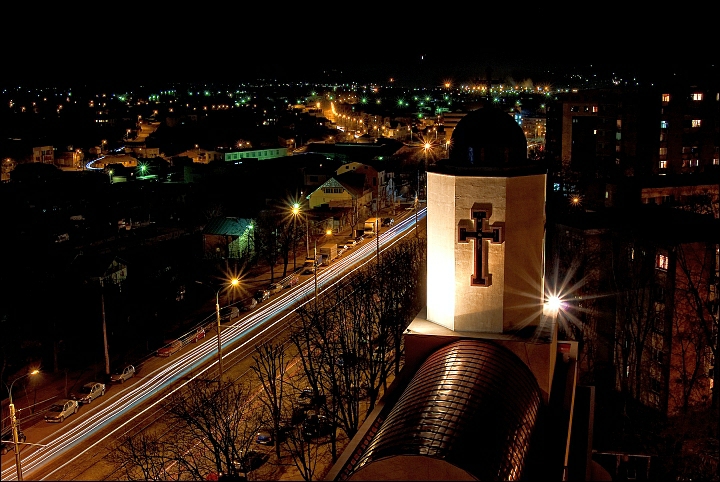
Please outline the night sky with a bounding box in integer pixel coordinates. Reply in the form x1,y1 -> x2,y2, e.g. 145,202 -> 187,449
2,6 -> 717,88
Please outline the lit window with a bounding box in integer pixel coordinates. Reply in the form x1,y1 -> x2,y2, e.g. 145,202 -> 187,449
714,158 -> 719,165
657,254 -> 668,270
592,105 -> 598,112
692,92 -> 703,101
659,160 -> 667,169
692,119 -> 702,127
660,120 -> 668,129
659,147 -> 667,159
662,93 -> 670,102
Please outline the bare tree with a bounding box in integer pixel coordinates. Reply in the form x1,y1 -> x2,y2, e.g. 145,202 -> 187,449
673,241 -> 717,415
251,340 -> 290,460
111,380 -> 260,480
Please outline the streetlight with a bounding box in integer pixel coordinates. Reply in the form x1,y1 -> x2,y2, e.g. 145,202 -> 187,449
195,278 -> 239,380
291,203 -> 300,271
7,369 -> 39,481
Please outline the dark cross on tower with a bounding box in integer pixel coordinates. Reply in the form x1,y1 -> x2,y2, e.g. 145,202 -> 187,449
458,203 -> 505,287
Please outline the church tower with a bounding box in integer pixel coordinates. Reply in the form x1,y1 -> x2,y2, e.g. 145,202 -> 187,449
426,105 -> 547,333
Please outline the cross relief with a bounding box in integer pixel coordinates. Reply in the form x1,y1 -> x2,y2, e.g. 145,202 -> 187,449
458,203 -> 505,287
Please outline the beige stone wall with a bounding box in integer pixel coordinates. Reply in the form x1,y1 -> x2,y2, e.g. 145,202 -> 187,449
426,171 -> 546,335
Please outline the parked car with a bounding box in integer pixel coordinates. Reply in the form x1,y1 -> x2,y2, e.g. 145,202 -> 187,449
354,235 -> 364,243
382,217 -> 395,227
302,410 -> 333,441
254,289 -> 271,303
268,282 -> 283,295
157,339 -> 183,357
232,449 -> 268,473
109,364 -> 135,383
71,382 -> 105,404
345,239 -> 357,248
298,387 -> 326,408
192,327 -> 206,342
334,352 -> 359,368
240,298 -> 257,311
1,427 -> 25,455
282,274 -> 300,288
220,306 -> 240,322
255,424 -> 291,446
45,399 -> 79,423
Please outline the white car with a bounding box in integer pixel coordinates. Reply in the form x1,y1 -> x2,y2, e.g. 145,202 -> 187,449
72,382 -> 105,404
45,399 -> 79,423
110,364 -> 135,383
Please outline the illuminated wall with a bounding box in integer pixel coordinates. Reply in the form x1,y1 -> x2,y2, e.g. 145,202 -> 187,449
426,171 -> 546,333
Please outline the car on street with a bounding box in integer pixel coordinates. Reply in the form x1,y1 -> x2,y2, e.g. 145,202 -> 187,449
382,217 -> 395,227
345,239 -> 357,248
254,289 -> 271,302
45,399 -> 79,423
282,274 -> 300,288
71,382 -> 105,404
157,339 -> 183,357
298,387 -> 326,408
220,306 -> 240,322
302,410 -> 333,441
255,424 -> 291,446
192,327 -> 206,342
240,298 -> 257,311
268,282 -> 283,295
109,364 -> 135,383
1,427 -> 26,455
354,235 -> 364,243
232,449 -> 268,473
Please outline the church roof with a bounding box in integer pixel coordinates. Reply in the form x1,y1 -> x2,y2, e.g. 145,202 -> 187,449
348,338 -> 542,481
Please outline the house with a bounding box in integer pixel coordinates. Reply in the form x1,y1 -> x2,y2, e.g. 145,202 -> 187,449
201,217 -> 254,260
307,171 -> 374,232
71,253 -> 128,287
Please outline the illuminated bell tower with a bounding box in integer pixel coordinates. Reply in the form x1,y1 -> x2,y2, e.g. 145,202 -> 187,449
426,105 -> 547,334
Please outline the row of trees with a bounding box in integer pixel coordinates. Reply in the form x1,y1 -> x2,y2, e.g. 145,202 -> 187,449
112,235 -> 426,480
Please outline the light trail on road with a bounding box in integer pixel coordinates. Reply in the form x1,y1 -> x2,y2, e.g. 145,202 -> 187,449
1,208 -> 426,481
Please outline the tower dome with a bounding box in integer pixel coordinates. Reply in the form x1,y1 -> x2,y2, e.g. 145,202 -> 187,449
435,105 -> 536,175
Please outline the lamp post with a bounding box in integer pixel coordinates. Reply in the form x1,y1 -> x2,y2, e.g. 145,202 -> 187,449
195,278 -> 239,380
291,203 -> 300,271
7,369 -> 39,481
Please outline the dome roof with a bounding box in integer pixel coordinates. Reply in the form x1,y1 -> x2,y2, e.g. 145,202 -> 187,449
448,105 -> 528,167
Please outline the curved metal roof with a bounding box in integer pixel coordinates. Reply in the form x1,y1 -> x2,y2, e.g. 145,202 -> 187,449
349,338 -> 542,481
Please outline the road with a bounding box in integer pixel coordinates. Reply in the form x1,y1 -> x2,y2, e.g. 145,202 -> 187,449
1,208 -> 427,481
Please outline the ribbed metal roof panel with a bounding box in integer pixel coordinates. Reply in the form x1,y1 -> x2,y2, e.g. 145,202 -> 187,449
350,338 -> 542,481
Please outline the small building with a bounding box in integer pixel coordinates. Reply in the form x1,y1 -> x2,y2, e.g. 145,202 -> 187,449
201,217 -> 254,260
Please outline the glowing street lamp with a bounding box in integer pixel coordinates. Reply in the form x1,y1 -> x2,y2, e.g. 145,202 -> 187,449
291,203 -> 301,270
7,369 -> 39,481
194,278 -> 240,380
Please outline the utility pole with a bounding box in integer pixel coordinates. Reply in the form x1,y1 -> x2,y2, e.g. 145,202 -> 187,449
314,239 -> 318,310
